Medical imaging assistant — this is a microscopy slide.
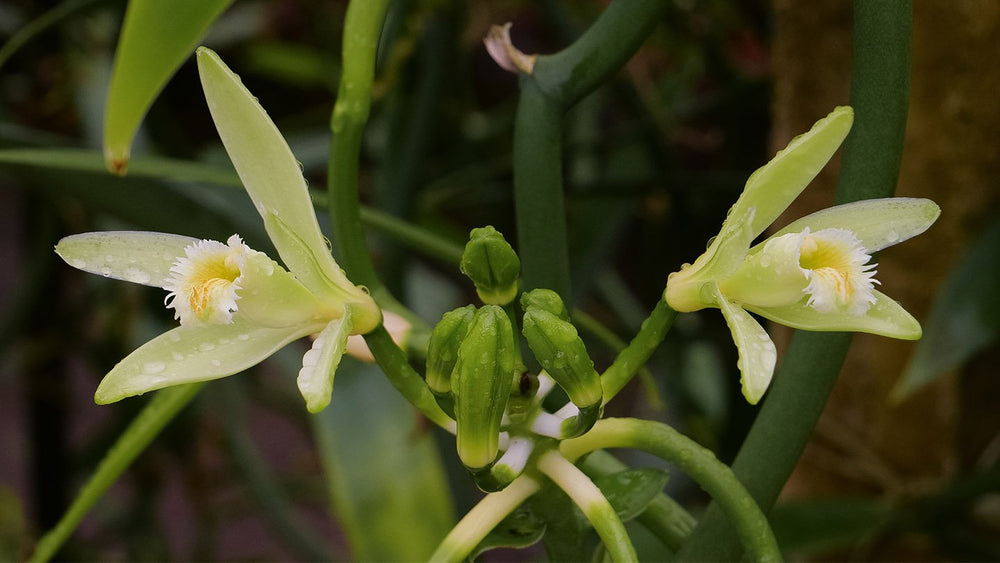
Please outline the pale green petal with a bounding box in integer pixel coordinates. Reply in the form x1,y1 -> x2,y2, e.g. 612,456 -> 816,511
196,48 -> 344,295
746,289 -> 921,340
720,231 -> 809,308
767,197 -> 941,253
297,311 -> 352,413
55,231 -> 196,288
262,211 -> 358,301
95,318 -> 325,404
236,249 -> 328,328
727,106 -> 853,240
713,285 -> 777,404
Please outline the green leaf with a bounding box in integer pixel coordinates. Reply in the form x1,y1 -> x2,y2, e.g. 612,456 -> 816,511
530,481 -> 595,562
55,231 -> 196,288
769,498 -> 891,556
593,468 -> 670,523
769,197 -> 940,253
749,289 -> 921,340
311,360 -> 454,561
95,318 -> 324,403
470,505 -> 546,560
104,0 -> 233,173
892,215 -> 1000,400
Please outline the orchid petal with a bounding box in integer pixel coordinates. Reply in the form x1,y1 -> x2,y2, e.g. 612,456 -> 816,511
297,311 -> 352,413
55,231 -> 196,288
726,106 -> 853,240
195,48 -> 342,295
746,289 -> 921,340
767,197 -> 941,253
713,285 -> 777,404
95,318 -> 326,404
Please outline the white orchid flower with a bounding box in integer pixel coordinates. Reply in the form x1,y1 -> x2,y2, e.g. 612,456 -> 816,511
56,48 -> 380,413
664,106 -> 940,404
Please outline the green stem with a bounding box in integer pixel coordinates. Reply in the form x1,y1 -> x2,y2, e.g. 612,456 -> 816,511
429,475 -> 542,562
677,5 -> 912,559
536,450 -> 638,562
327,0 -> 391,289
600,299 -> 676,403
364,326 -> 454,431
561,418 -> 781,563
29,383 -> 204,562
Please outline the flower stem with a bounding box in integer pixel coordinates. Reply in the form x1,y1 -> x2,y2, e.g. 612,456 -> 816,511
560,418 -> 781,563
600,299 -> 676,403
675,3 -> 913,559
29,383 -> 204,562
536,450 -> 638,562
429,475 -> 541,562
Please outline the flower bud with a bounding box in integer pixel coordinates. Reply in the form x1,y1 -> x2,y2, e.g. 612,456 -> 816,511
522,305 -> 603,412
453,305 -> 516,471
519,288 -> 569,322
426,305 -> 475,416
460,226 -> 520,305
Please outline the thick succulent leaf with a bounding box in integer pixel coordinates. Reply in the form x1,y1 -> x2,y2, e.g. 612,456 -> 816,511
470,505 -> 546,559
767,197 -> 940,253
892,216 -> 1000,400
748,290 -> 921,340
297,312 -> 351,413
95,318 -> 324,403
196,48 -> 348,294
728,106 -> 853,240
593,468 -> 670,522
714,285 -> 777,404
55,231 -> 196,288
104,0 -> 233,173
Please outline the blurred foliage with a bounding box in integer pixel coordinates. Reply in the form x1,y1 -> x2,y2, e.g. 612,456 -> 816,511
0,0 -> 996,561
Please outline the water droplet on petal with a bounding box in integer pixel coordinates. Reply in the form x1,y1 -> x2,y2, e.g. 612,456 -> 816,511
168,333 -> 181,343
69,259 -> 87,269
123,268 -> 151,284
237,334 -> 250,341
199,342 -> 216,352
211,359 -> 221,367
143,362 -> 166,374
886,230 -> 899,243
171,352 -> 184,361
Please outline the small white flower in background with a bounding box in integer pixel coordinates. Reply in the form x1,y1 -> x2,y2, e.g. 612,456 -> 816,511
664,106 -> 940,404
55,48 -> 381,413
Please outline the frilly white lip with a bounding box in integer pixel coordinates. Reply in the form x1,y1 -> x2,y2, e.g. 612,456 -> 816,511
164,234 -> 249,326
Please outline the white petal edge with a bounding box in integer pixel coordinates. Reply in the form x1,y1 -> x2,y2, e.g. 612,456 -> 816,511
766,197 -> 941,253
297,310 -> 352,413
746,289 -> 921,340
95,318 -> 325,404
726,106 -> 853,240
56,231 -> 198,288
196,47 -> 345,295
713,285 -> 777,404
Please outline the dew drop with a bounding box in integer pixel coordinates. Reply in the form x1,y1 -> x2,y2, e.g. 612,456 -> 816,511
168,333 -> 181,343
99,266 -> 112,277
219,338 -> 231,345
104,255 -> 115,263
123,268 -> 151,284
885,230 -> 899,243
211,359 -> 221,367
69,258 -> 87,269
199,342 -> 216,352
171,352 -> 184,361
143,362 -> 166,374
237,334 -> 250,341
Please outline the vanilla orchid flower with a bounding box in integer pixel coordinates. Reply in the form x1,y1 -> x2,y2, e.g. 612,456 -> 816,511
664,107 -> 940,404
55,48 -> 380,412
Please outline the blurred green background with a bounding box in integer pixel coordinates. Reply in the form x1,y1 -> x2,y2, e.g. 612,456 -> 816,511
0,0 -> 998,560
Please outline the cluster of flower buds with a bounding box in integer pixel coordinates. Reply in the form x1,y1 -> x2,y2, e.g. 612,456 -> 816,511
427,227 -> 606,492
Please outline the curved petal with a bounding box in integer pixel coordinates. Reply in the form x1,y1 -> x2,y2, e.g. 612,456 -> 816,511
95,318 -> 325,404
727,106 -> 853,240
297,311 -> 351,413
196,48 -> 349,295
55,231 -> 196,288
714,285 -> 777,404
747,289 -> 921,340
767,197 -> 941,253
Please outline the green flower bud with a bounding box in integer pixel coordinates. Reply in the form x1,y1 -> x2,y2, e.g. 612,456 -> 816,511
426,305 -> 475,416
519,288 -> 569,322
454,305 -> 517,471
460,226 -> 521,305
522,306 -> 603,411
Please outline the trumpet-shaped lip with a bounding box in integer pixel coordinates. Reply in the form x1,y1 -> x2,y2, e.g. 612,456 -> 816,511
798,228 -> 878,316
164,234 -> 248,326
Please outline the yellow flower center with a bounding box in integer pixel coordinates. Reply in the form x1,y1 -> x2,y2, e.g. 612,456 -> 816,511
164,235 -> 247,326
798,228 -> 878,316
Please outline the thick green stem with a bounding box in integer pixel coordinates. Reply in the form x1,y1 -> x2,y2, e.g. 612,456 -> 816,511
561,418 -> 781,563
430,475 -> 542,562
677,3 -> 912,560
536,450 -> 638,562
600,299 -> 676,402
29,383 -> 204,562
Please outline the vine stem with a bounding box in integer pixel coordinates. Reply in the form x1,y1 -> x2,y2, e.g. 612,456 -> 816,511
599,298 -> 676,403
29,383 -> 205,562
429,475 -> 541,562
560,418 -> 782,563
536,450 -> 638,562
676,3 -> 913,559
